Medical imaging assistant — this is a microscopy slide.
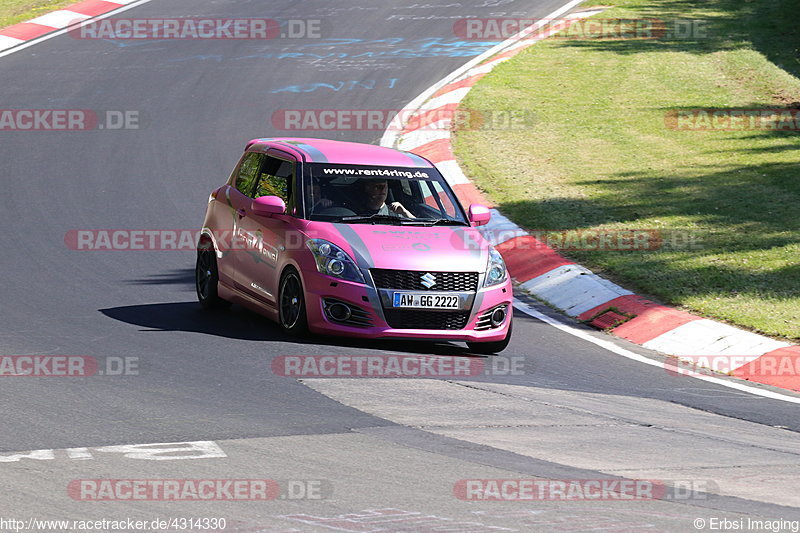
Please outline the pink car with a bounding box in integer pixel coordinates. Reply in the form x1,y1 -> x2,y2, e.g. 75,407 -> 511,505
196,138 -> 512,353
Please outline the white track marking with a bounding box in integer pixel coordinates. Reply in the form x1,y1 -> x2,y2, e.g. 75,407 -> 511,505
643,319 -> 791,360
0,440 -> 226,462
28,10 -> 91,29
0,35 -> 24,52
513,298 -> 800,404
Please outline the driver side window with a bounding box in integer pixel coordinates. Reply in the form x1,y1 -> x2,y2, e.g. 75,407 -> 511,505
255,156 -> 293,202
419,180 -> 457,217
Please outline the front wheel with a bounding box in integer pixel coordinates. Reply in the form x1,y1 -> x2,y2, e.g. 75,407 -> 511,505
467,321 -> 512,354
278,267 -> 308,336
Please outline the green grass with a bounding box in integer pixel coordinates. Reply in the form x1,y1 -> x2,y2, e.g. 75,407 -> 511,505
0,0 -> 78,29
454,0 -> 800,341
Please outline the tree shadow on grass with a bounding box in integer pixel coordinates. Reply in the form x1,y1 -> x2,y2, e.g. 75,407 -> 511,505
739,0 -> 800,80
548,0 -> 740,56
495,159 -> 800,308
499,160 -> 800,236
552,0 -> 800,81
659,105 -> 800,152
577,160 -> 800,231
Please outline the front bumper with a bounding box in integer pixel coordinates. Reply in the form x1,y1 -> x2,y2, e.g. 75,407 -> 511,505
302,270 -> 512,342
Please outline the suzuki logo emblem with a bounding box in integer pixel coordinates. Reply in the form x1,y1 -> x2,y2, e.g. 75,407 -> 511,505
420,273 -> 437,289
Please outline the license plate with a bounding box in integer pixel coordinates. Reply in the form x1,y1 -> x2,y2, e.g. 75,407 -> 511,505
392,292 -> 460,309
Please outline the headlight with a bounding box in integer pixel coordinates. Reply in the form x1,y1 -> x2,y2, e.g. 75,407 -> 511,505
484,245 -> 507,287
306,239 -> 365,284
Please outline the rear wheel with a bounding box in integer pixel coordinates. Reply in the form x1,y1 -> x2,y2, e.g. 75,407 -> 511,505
279,267 -> 308,336
467,321 -> 512,354
196,245 -> 229,309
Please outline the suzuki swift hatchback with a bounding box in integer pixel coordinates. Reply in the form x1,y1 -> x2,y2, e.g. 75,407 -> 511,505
196,138 -> 512,353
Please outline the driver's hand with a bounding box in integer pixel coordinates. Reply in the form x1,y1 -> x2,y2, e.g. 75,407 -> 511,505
389,202 -> 415,218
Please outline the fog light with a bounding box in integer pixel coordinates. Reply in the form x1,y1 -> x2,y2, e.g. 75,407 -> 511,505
328,302 -> 352,321
490,306 -> 506,327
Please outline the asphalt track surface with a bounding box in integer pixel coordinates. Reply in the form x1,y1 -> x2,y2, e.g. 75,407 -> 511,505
1,1 -> 800,531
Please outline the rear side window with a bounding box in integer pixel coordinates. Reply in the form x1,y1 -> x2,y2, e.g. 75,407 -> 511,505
235,153 -> 263,197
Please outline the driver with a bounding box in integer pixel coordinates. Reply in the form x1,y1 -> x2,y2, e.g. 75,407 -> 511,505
359,179 -> 415,218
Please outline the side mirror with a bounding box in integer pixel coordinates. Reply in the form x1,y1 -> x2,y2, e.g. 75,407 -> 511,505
252,195 -> 286,217
468,204 -> 491,226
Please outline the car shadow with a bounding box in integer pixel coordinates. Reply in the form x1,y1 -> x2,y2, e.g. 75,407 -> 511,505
100,301 -> 480,356
124,268 -> 196,287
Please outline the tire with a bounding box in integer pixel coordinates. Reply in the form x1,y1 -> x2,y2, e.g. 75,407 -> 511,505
195,245 -> 229,310
278,267 -> 308,336
467,321 -> 512,354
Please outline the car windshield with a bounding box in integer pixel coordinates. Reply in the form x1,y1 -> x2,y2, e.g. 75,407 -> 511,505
304,163 -> 469,226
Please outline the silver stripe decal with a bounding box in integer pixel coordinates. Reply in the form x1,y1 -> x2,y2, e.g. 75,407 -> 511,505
331,224 -> 385,322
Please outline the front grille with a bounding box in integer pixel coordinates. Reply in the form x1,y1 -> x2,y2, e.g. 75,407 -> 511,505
384,309 -> 470,330
322,298 -> 373,328
371,269 -> 478,292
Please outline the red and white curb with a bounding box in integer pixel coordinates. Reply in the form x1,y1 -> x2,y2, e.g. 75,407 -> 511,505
382,5 -> 800,393
0,0 -> 144,53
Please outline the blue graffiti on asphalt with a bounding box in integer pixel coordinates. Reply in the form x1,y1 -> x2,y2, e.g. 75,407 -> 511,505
281,38 -> 409,49
166,37 -> 500,63
271,78 -> 399,94
99,38 -> 171,48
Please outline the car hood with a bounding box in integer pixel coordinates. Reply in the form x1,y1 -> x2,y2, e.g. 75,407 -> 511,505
303,221 -> 489,273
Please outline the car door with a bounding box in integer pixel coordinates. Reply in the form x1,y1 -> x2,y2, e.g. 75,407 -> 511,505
216,151 -> 264,287
233,150 -> 297,307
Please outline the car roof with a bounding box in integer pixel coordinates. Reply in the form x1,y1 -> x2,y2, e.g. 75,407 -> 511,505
246,137 -> 434,168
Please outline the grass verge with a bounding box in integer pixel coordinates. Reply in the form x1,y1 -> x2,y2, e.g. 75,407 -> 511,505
453,0 -> 800,341
0,0 -> 78,30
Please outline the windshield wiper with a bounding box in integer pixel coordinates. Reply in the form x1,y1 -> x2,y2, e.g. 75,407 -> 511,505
412,218 -> 469,227
338,214 -> 419,225
337,214 -> 469,226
